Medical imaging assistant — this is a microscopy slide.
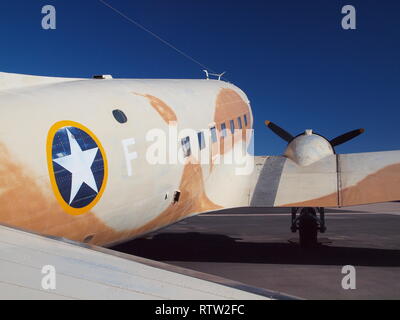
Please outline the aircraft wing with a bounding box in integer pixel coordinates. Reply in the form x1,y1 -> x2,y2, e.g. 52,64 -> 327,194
0,224 -> 294,300
250,150 -> 400,207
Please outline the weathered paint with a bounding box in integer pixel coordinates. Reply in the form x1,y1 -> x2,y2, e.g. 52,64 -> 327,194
275,154 -> 400,207
0,76 -> 251,246
133,92 -> 178,123
0,73 -> 399,247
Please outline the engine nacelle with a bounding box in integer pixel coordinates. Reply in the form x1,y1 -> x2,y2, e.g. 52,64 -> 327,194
284,130 -> 334,166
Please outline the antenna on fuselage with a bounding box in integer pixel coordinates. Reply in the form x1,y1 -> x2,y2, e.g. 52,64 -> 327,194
203,70 -> 226,81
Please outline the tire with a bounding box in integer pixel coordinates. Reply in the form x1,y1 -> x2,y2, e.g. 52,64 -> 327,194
299,208 -> 318,248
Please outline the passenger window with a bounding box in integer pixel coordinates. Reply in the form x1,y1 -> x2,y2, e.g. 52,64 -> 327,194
198,132 -> 205,150
181,137 -> 191,157
230,120 -> 235,134
210,126 -> 217,143
220,123 -> 227,138
237,117 -> 242,129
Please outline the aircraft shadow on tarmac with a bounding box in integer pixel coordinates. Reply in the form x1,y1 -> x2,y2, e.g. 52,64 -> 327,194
112,232 -> 400,267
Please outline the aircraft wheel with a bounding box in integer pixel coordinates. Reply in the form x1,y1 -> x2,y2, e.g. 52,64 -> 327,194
298,208 -> 318,248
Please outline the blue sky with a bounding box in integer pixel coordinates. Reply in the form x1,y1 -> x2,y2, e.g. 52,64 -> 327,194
0,0 -> 399,155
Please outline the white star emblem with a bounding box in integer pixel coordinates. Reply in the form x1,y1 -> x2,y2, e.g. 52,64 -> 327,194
53,128 -> 99,205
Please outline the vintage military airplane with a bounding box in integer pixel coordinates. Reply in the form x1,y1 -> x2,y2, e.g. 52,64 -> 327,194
0,71 -> 399,298
1,71 -> 399,246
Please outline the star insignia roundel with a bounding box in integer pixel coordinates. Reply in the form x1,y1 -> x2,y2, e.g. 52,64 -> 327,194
47,121 -> 108,216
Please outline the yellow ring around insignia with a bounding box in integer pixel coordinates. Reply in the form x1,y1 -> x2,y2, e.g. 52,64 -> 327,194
46,120 -> 108,216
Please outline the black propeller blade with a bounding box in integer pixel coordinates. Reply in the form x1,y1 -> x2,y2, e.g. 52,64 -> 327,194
264,120 -> 294,143
330,128 -> 365,147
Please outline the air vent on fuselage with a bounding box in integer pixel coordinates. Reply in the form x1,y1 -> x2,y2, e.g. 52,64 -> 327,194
93,75 -> 113,80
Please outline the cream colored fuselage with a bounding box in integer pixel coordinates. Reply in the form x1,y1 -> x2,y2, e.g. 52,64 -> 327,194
0,77 -> 253,246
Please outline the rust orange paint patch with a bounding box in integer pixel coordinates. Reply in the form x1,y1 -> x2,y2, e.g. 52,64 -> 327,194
214,88 -> 250,125
133,93 -> 177,124
214,89 -> 251,156
283,163 -> 400,207
341,163 -> 400,206
0,142 -> 116,244
208,88 -> 252,174
282,193 -> 338,208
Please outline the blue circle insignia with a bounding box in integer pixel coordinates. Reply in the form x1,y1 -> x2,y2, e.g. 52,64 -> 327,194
51,126 -> 106,209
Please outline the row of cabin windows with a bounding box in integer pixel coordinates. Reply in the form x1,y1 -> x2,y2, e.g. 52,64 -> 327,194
181,113 -> 249,158
222,114 -> 249,139
112,109 -> 249,159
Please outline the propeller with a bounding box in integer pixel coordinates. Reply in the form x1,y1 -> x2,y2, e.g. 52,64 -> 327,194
329,128 -> 365,147
264,120 -> 364,147
264,120 -> 294,143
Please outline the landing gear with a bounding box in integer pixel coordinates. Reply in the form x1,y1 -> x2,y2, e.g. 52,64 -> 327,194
291,207 -> 326,247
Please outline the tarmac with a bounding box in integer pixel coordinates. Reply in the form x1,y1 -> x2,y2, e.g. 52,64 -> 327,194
112,202 -> 400,300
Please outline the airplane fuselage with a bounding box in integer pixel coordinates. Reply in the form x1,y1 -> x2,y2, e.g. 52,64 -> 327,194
0,78 -> 254,246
